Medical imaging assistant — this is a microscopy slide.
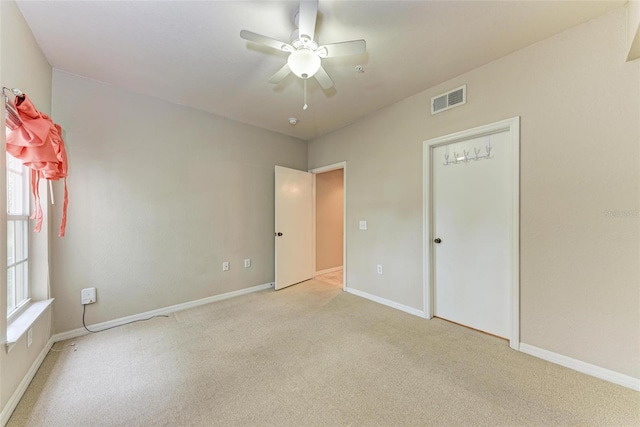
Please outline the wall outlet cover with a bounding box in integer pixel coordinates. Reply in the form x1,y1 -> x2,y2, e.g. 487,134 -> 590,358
81,287 -> 97,305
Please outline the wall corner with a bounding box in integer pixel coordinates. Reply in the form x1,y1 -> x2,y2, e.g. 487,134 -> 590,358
627,0 -> 640,61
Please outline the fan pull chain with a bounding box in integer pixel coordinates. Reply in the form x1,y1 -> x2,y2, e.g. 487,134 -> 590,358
303,79 -> 308,110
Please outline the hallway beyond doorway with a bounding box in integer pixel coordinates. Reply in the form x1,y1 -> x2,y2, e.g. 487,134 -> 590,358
315,268 -> 343,288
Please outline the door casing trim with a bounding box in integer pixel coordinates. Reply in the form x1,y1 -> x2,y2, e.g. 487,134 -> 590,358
422,117 -> 520,349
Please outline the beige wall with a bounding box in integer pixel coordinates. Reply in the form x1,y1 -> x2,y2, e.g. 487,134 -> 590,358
0,0 -> 53,416
50,71 -> 307,334
315,169 -> 343,272
309,8 -> 640,378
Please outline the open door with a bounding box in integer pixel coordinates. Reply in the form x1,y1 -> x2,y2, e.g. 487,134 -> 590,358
274,166 -> 314,290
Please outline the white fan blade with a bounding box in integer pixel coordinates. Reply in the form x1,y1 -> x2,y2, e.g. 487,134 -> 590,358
319,40 -> 366,58
269,63 -> 292,84
298,0 -> 318,42
240,30 -> 292,52
314,66 -> 334,90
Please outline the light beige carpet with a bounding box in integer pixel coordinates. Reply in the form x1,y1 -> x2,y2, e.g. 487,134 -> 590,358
7,278 -> 640,426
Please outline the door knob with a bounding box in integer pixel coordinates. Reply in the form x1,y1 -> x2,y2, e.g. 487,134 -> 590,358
434,238 -> 442,244
275,232 -> 283,237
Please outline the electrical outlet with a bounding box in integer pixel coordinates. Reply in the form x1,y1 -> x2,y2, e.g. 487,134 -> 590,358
377,265 -> 383,275
244,258 -> 251,268
27,328 -> 33,348
223,261 -> 230,271
81,287 -> 97,305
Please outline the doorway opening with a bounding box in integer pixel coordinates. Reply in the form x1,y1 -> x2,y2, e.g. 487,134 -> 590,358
273,162 -> 347,291
311,162 -> 346,291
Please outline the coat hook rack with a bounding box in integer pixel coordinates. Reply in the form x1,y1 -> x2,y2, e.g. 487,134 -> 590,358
443,137 -> 492,166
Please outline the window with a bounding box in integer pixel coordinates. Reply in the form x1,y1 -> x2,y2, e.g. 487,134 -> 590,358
7,152 -> 29,318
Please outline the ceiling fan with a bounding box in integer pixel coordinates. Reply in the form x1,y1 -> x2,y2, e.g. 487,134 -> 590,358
240,0 -> 366,110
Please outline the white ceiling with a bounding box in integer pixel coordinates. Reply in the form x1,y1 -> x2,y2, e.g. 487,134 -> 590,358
17,0 -> 623,141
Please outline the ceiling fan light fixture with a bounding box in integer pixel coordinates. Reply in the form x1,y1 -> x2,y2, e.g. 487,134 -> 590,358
241,0 -> 366,91
287,48 -> 321,79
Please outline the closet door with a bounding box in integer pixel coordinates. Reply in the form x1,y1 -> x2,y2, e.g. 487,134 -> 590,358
432,131 -> 513,338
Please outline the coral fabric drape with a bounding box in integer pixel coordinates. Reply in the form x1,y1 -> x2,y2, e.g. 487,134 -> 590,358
6,94 -> 68,237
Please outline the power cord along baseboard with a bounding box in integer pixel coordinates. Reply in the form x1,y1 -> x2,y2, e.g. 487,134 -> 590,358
82,304 -> 169,334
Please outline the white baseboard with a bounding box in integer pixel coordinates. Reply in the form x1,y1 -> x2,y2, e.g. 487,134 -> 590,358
53,282 -> 274,342
345,287 -> 426,318
1,336 -> 54,427
519,343 -> 640,391
315,266 -> 343,276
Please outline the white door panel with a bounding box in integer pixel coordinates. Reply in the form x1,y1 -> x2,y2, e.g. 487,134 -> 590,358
275,166 -> 314,290
433,131 -> 512,338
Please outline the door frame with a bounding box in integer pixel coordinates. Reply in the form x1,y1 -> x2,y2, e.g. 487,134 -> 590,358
423,117 -> 520,349
309,161 -> 347,291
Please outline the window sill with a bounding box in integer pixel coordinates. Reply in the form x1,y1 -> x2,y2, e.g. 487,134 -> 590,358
6,298 -> 54,352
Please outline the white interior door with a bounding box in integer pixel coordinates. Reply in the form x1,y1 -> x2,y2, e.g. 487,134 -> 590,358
432,131 -> 513,338
275,166 -> 314,290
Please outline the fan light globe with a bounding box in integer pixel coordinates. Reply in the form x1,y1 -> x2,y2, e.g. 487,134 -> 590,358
287,48 -> 321,79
